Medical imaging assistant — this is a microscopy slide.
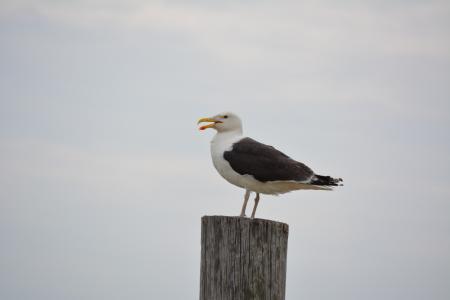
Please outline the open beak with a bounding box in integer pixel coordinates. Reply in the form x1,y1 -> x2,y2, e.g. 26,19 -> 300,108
197,117 -> 221,131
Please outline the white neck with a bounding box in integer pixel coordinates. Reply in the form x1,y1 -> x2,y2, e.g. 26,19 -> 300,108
211,129 -> 243,144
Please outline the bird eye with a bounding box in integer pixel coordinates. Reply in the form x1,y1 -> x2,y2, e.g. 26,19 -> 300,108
223,115 -> 228,119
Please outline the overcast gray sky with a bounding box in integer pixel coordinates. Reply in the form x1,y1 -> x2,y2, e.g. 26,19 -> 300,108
1,0 -> 449,299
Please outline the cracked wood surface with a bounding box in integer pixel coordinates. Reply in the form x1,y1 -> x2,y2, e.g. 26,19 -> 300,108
200,216 -> 289,300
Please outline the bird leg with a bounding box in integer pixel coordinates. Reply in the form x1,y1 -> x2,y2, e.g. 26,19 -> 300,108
250,193 -> 260,219
240,190 -> 251,217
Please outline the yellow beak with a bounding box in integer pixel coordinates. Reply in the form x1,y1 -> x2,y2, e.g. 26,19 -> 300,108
197,117 -> 219,130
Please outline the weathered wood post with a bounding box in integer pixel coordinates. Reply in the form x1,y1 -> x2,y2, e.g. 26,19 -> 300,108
200,216 -> 289,300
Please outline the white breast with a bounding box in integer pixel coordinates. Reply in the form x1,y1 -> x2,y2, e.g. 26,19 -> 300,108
210,132 -> 244,186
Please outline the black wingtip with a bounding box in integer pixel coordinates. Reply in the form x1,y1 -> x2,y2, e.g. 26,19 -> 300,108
312,175 -> 343,186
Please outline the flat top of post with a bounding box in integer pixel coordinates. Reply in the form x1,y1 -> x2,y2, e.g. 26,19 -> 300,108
202,215 -> 289,232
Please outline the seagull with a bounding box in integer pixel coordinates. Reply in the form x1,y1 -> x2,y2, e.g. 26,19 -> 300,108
198,112 -> 343,219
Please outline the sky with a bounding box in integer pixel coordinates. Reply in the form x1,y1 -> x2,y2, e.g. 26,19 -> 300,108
1,0 -> 449,299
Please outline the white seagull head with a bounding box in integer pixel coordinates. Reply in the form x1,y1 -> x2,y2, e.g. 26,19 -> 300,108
198,112 -> 242,133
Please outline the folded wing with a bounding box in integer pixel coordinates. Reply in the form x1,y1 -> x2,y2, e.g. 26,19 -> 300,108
223,137 -> 314,183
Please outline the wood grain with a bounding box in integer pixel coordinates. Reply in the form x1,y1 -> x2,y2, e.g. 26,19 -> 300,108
200,216 -> 289,300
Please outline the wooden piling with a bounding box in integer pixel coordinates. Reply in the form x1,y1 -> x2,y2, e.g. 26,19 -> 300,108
199,216 -> 289,300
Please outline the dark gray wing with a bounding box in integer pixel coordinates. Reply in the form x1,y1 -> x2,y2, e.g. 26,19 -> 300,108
223,137 -> 314,182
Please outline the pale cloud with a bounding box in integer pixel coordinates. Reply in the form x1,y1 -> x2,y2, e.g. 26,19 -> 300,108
3,0 -> 449,63
0,138 -> 213,194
